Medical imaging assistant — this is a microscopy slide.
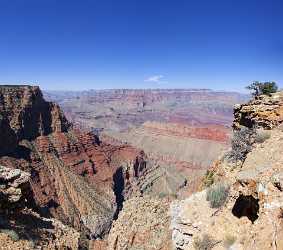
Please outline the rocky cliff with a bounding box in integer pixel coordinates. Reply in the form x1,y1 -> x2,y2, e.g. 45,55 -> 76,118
0,85 -> 70,141
170,92 -> 283,250
0,85 -> 153,248
233,92 -> 283,129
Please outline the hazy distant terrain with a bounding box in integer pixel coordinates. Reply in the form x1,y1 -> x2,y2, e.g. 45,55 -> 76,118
44,89 -> 248,132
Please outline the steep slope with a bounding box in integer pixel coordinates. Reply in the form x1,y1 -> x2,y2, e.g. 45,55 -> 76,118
170,92 -> 283,250
0,85 -> 155,247
107,121 -> 230,196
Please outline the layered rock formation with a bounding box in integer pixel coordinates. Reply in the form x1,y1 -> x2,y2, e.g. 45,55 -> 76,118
170,92 -> 283,250
233,91 -> 283,129
45,89 -> 247,132
106,121 -> 230,196
0,85 -> 70,141
0,85 -> 155,248
45,88 -> 246,200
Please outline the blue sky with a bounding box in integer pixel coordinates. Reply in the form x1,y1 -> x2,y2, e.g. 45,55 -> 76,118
0,0 -> 282,92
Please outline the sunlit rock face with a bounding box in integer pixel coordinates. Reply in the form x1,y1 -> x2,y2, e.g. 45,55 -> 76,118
0,85 -> 152,242
170,92 -> 283,250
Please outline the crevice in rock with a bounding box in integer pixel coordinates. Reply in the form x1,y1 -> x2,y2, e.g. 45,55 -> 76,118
232,194 -> 259,223
113,167 -> 125,220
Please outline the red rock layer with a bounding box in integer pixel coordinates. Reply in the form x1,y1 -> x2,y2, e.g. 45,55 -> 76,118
142,121 -> 230,143
0,85 -> 147,240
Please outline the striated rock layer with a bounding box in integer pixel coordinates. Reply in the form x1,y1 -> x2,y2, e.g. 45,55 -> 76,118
45,89 -> 247,132
0,85 -> 151,247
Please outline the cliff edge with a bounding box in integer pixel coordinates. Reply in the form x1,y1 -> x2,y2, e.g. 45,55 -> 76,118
171,92 -> 283,250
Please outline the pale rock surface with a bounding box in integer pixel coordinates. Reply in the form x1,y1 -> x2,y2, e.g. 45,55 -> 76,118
108,196 -> 172,250
170,92 -> 283,250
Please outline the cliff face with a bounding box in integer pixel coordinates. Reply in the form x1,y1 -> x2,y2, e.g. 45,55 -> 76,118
0,85 -> 70,141
233,92 -> 283,129
0,85 -> 70,156
170,92 -> 283,250
0,85 -> 150,245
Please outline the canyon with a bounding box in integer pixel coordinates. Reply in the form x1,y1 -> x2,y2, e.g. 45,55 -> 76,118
46,89 -> 247,195
0,85 -> 159,248
2,85 -> 271,249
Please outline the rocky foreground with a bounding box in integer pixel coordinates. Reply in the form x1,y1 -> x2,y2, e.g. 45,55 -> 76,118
171,92 -> 283,249
0,165 -> 80,249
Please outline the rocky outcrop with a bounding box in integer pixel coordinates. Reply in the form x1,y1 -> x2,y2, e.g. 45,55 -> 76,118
0,165 -> 31,210
233,92 -> 283,129
0,85 -> 70,143
0,166 -> 80,249
108,197 -> 171,250
170,92 -> 283,250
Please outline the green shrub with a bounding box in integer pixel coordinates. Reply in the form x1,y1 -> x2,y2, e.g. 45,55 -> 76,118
206,183 -> 229,208
158,192 -> 167,198
223,234 -> 236,248
193,234 -> 215,250
203,170 -> 214,187
0,229 -> 20,241
255,130 -> 271,143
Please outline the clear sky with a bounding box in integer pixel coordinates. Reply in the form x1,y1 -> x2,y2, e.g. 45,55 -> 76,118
0,0 -> 282,92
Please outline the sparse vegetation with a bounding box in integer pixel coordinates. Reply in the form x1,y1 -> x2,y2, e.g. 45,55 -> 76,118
225,127 -> 254,164
254,130 -> 271,143
0,229 -> 20,241
203,170 -> 214,187
223,234 -> 236,249
193,234 -> 215,250
206,183 -> 229,208
158,192 -> 167,198
170,193 -> 178,199
246,81 -> 278,97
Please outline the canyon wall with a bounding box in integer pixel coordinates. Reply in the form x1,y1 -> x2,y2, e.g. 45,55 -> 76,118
0,85 -> 158,248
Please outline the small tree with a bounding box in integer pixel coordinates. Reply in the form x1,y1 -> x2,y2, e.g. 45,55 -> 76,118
246,81 -> 278,97
260,81 -> 278,95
